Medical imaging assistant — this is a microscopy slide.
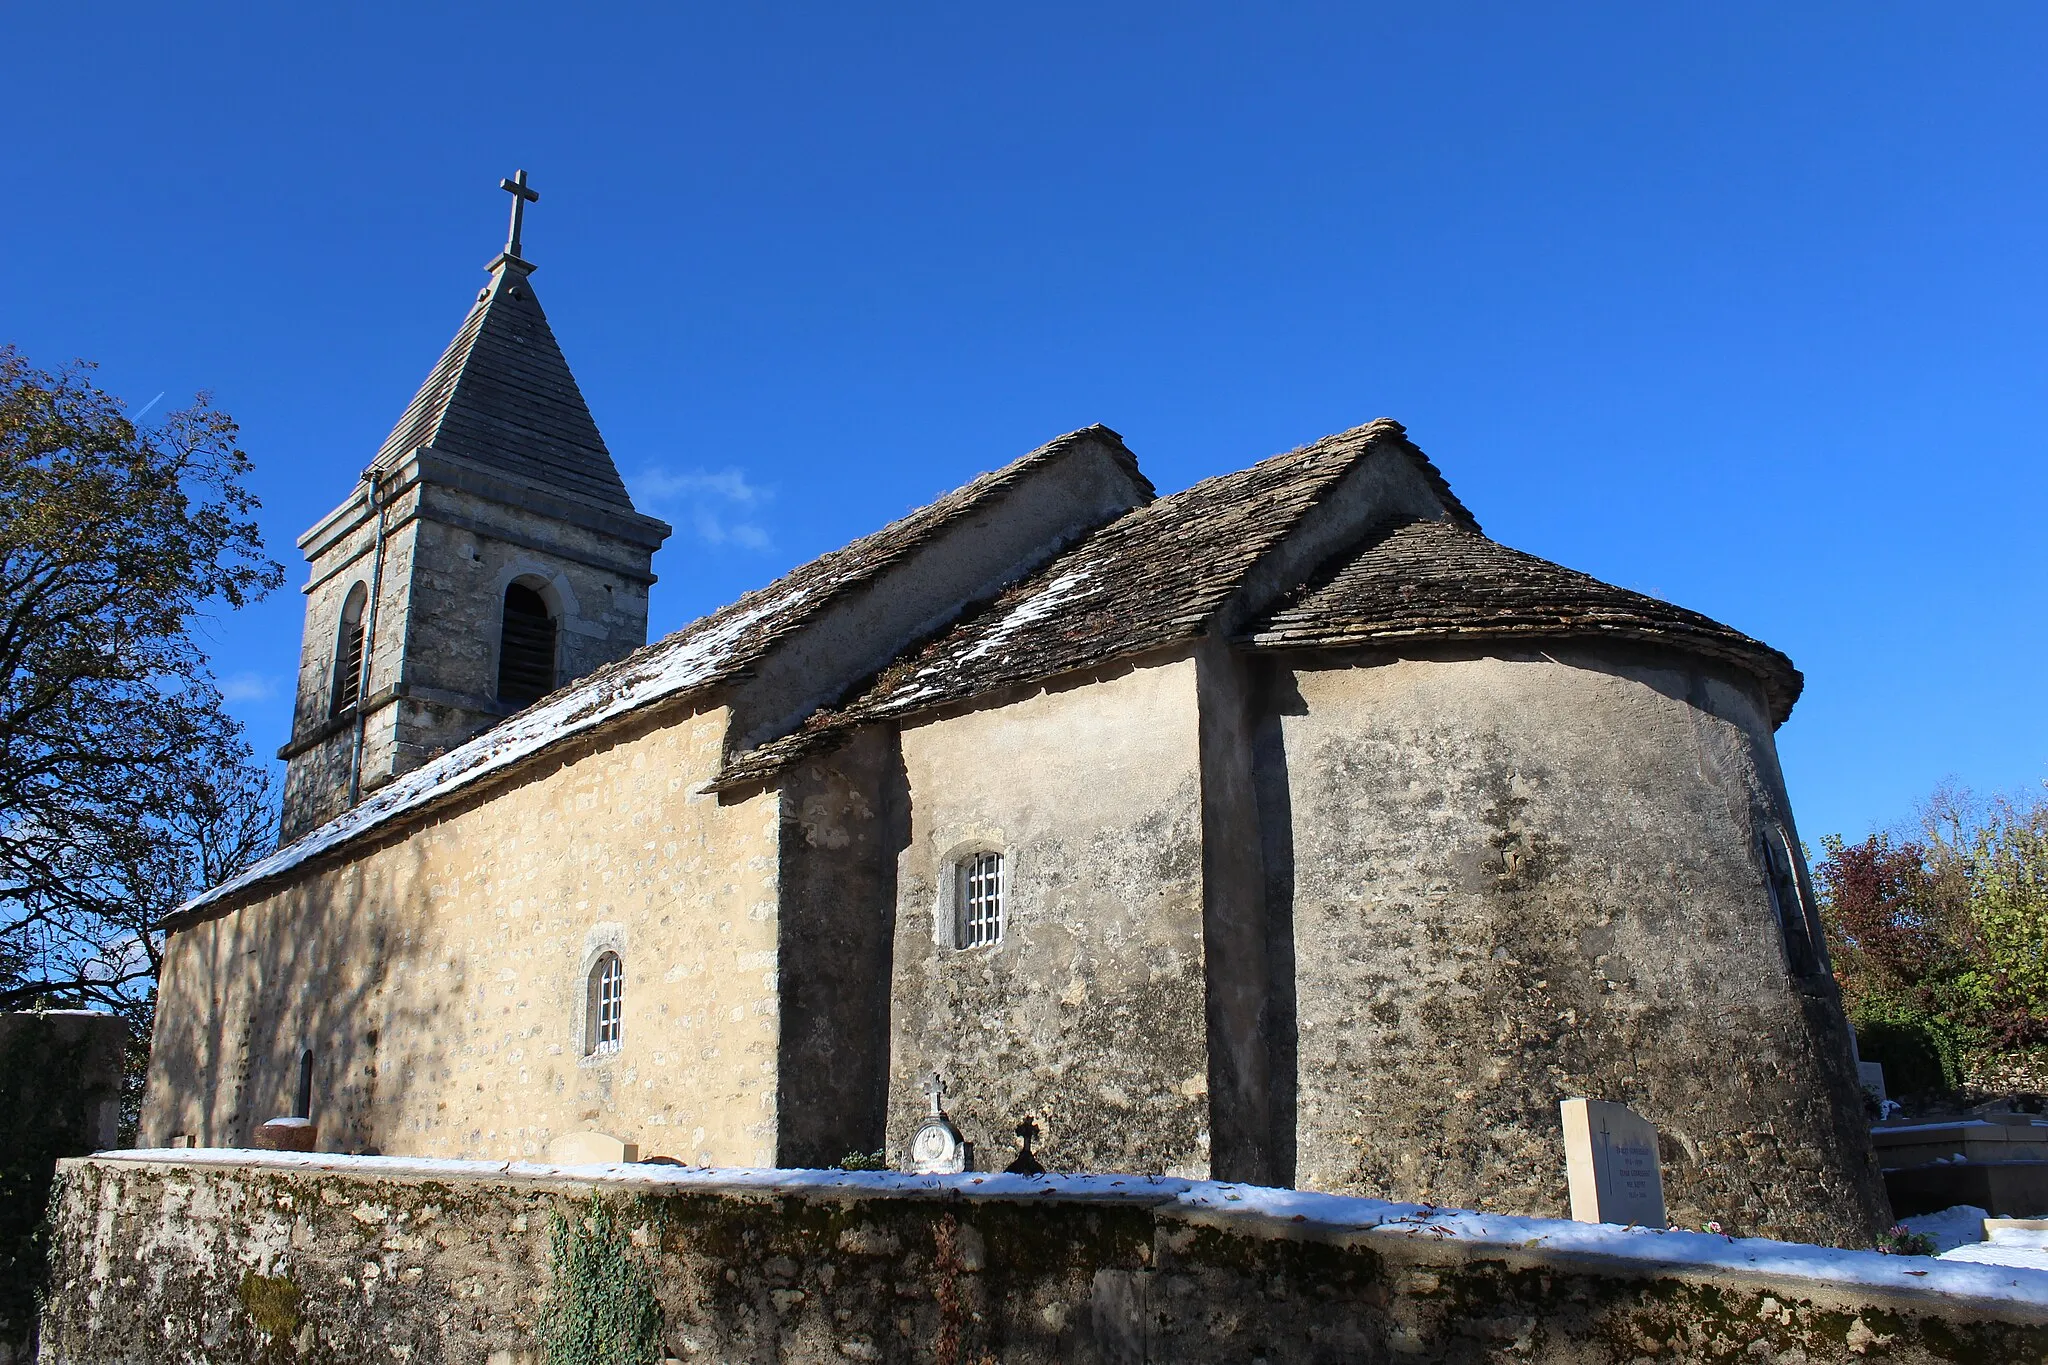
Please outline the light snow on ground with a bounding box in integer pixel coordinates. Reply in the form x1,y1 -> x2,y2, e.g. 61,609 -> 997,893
1903,1204 -> 1991,1254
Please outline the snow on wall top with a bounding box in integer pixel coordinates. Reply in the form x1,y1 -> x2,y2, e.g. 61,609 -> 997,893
92,1150 -> 2048,1309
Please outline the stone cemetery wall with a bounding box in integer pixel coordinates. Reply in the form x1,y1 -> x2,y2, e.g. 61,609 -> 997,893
39,1151 -> 2048,1365
0,1011 -> 126,1364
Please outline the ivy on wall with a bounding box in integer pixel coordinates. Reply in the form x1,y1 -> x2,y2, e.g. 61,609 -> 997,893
538,1196 -> 664,1365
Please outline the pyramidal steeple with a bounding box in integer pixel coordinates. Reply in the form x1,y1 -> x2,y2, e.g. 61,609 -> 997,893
278,171 -> 671,840
374,250 -> 637,511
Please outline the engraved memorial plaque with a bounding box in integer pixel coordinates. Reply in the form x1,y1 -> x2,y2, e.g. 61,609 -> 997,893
1561,1097 -> 1666,1227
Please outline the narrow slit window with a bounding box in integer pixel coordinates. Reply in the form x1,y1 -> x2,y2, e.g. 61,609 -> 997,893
587,952 -> 624,1056
954,851 -> 1004,948
330,584 -> 368,717
1761,828 -> 1820,978
294,1049 -> 314,1119
497,583 -> 557,706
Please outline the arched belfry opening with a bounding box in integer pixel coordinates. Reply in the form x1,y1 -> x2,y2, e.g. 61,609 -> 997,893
330,583 -> 368,717
497,582 -> 558,706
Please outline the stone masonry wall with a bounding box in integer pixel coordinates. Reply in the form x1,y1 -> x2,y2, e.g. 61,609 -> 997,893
888,657 -> 1210,1178
0,1012 -> 126,1363
145,702 -> 785,1167
38,1152 -> 2048,1365
282,462 -> 660,840
1261,644 -> 1888,1246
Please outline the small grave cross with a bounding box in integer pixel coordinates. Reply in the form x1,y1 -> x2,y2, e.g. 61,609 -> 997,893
924,1071 -> 947,1116
499,169 -> 540,259
1005,1114 -> 1045,1177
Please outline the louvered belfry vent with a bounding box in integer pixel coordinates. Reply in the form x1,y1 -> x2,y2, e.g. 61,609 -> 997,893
332,617 -> 365,715
497,584 -> 557,706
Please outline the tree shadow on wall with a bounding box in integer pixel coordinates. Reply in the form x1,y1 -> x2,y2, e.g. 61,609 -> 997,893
149,832 -> 447,1155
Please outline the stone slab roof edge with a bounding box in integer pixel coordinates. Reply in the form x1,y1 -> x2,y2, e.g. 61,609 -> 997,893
1242,515 -> 1805,724
77,1151 -> 2048,1315
711,419 -> 1448,789
169,425 -> 1148,923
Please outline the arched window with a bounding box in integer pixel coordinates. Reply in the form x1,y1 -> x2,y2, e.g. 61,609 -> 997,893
954,851 -> 1004,948
330,583 -> 368,716
586,952 -> 624,1056
294,1049 -> 315,1119
1761,826 -> 1822,979
497,582 -> 558,706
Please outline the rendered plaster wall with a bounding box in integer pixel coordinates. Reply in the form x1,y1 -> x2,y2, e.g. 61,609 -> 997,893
1261,644 -> 1889,1246
774,725 -> 910,1167
144,703 -> 786,1167
888,657 -> 1210,1177
726,432 -> 1152,754
40,1155 -> 2048,1365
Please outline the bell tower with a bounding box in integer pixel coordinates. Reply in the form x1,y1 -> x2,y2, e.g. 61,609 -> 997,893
278,171 -> 671,841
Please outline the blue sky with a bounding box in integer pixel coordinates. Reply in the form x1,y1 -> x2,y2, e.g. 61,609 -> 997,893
5,3 -> 2044,844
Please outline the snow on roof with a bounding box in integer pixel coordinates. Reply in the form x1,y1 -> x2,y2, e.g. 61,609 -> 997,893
713,420 -> 1446,790
172,426 -> 1147,924
172,589 -> 802,921
91,1150 -> 2048,1306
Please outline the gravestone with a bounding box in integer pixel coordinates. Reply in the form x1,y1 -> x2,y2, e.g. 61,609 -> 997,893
252,1117 -> 318,1152
910,1072 -> 968,1174
1857,1061 -> 1888,1105
545,1131 -> 640,1165
1561,1097 -> 1666,1227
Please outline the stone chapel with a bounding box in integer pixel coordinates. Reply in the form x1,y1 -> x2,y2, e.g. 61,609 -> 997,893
141,186 -> 1891,1245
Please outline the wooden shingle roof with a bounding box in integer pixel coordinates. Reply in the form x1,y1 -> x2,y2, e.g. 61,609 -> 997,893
1244,516 -> 1803,722
375,257 -> 637,511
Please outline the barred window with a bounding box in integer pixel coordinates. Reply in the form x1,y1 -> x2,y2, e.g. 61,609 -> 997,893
954,851 -> 1004,949
586,952 -> 624,1056
330,583 -> 368,717
498,582 -> 557,706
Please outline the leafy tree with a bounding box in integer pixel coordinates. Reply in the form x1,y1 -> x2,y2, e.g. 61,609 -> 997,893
1819,784 -> 2048,1096
0,345 -> 282,1090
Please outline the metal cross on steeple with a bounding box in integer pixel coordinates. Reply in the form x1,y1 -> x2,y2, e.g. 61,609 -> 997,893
499,169 -> 540,259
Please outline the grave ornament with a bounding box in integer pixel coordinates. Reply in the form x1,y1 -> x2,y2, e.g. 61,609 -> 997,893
1561,1097 -> 1666,1227
910,1072 -> 970,1175
1004,1115 -> 1045,1176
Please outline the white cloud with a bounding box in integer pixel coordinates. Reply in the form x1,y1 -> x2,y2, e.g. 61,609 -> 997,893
220,672 -> 280,703
635,465 -> 775,552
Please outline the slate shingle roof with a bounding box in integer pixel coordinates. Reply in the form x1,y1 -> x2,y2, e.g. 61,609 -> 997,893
1243,516 -> 1803,722
174,426 -> 1148,918
375,258 -> 636,511
713,419 -> 1453,788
